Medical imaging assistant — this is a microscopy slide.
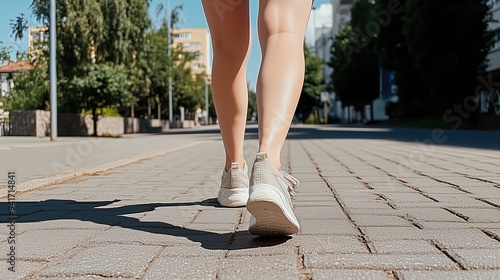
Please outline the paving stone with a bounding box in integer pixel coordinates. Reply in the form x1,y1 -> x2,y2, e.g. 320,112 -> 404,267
299,219 -> 359,235
350,215 -> 412,227
415,186 -> 473,195
304,253 -> 459,270
0,229 -> 98,261
139,207 -> 199,227
380,192 -> 434,203
157,245 -> 225,257
397,270 -> 500,280
419,221 -> 482,229
347,208 -> 403,216
296,235 -> 369,254
294,200 -> 339,207
399,208 -> 465,222
341,201 -> 393,209
294,195 -> 337,201
218,255 -> 298,280
36,244 -> 161,278
360,226 -> 426,241
294,206 -> 347,219
19,220 -> 111,233
372,240 -> 440,254
5,129 -> 500,278
183,223 -> 237,232
89,226 -> 232,247
192,209 -> 242,224
453,249 -> 500,269
1,260 -> 46,280
228,234 -> 296,256
429,229 -> 500,249
448,208 -> 500,222
143,256 -> 219,280
310,269 -> 389,280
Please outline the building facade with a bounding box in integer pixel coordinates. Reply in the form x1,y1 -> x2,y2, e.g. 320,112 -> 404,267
0,61 -> 33,97
171,27 -> 211,76
28,26 -> 48,58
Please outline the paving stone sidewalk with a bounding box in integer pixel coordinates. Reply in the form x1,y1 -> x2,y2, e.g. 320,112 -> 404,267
1,126 -> 500,280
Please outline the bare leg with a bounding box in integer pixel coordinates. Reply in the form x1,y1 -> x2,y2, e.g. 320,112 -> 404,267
256,0 -> 313,170
201,0 -> 251,170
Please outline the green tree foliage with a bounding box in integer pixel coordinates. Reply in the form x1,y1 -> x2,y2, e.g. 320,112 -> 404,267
71,64 -> 132,135
10,0 -> 149,114
6,0 -> 216,127
139,7 -> 207,120
403,0 -> 493,116
375,0 -> 425,117
297,44 -> 325,123
0,41 -> 11,62
6,59 -> 49,111
248,88 -> 257,121
375,0 -> 493,117
330,0 -> 379,119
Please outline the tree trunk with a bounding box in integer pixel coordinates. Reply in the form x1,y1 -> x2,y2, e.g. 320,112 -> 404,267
92,107 -> 98,137
147,100 -> 151,119
370,101 -> 375,123
130,103 -> 135,133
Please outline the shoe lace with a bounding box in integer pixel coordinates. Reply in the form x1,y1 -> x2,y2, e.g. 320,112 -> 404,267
280,171 -> 299,197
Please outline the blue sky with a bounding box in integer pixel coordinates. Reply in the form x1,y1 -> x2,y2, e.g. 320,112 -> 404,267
0,0 -> 330,89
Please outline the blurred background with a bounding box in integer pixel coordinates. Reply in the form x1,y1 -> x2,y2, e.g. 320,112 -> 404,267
0,0 -> 499,138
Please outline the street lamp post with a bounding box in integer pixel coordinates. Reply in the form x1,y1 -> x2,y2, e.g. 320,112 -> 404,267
312,6 -> 317,55
167,0 -> 173,128
204,77 -> 210,125
49,0 -> 57,141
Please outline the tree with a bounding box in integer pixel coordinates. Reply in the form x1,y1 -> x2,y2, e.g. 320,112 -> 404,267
141,4 -> 208,120
403,0 -> 493,116
375,0 -> 426,117
297,44 -> 325,123
0,41 -> 11,62
5,59 -> 49,111
71,64 -> 132,136
12,0 -> 150,114
248,88 -> 257,121
330,0 -> 379,121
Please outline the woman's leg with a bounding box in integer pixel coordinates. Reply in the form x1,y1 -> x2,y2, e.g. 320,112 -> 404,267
201,0 -> 251,171
256,0 -> 313,170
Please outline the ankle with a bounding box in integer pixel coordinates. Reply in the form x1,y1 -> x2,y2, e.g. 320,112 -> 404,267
256,151 -> 281,170
225,160 -> 246,172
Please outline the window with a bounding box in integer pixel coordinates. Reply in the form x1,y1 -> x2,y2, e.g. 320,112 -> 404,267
195,54 -> 203,61
172,32 -> 191,39
183,42 -> 202,51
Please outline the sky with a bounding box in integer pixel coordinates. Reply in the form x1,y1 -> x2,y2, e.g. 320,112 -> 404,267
0,0 -> 332,89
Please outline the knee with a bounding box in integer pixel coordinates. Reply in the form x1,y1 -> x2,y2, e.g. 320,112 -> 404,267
211,35 -> 250,60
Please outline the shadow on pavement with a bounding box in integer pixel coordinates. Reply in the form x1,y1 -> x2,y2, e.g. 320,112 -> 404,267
162,125 -> 500,151
3,199 -> 291,250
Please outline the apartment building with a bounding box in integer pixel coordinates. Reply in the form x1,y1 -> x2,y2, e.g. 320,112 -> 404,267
28,26 -> 48,58
171,27 -> 211,76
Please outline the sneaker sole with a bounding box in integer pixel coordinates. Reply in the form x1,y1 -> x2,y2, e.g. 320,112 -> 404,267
247,184 -> 299,236
218,188 -> 248,207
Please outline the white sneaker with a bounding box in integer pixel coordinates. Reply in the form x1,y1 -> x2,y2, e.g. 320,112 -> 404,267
217,162 -> 249,207
247,153 -> 300,235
